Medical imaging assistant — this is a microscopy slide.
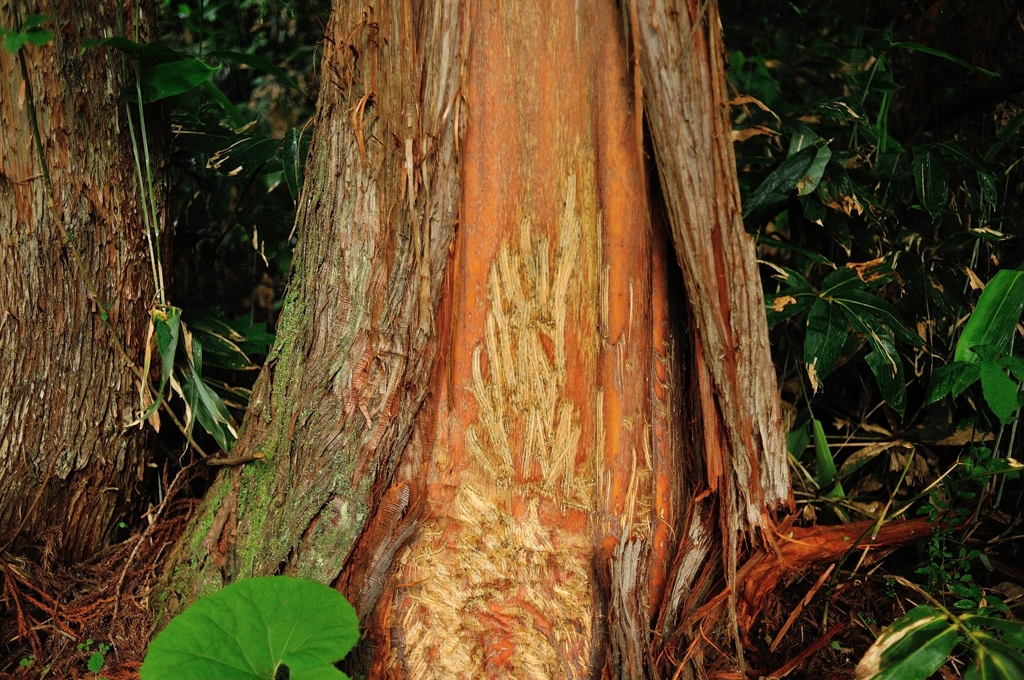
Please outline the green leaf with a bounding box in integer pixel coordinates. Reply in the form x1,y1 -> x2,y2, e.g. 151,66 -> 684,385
762,263 -> 815,327
139,59 -> 216,102
140,576 -> 358,680
787,123 -> 820,155
24,28 -> 52,46
865,342 -> 907,417
800,194 -> 828,225
913,146 -> 949,218
934,141 -> 989,174
865,62 -> 902,92
813,98 -> 864,122
183,367 -> 236,451
763,262 -> 813,292
815,161 -> 864,216
964,633 -> 1024,680
88,652 -> 105,674
154,308 -> 181,389
206,50 -> 302,91
984,109 -> 1024,163
842,311 -> 906,416
233,318 -> 276,357
3,31 -> 28,53
145,308 -> 182,419
787,420 -> 811,458
765,291 -> 815,327
82,36 -> 139,52
840,289 -> 923,347
757,234 -> 833,265
798,145 -> 832,196
208,136 -> 281,178
82,37 -> 186,71
855,605 -> 961,680
22,14 -> 49,29
743,146 -> 817,218
188,313 -> 257,371
812,417 -> 842,495
804,299 -> 848,390
956,268 -> 1024,363
980,362 -> 1020,425
179,331 -> 238,450
820,267 -> 863,297
1001,356 -> 1024,382
771,134 -> 830,210
860,116 -> 905,154
888,41 -> 1000,78
978,170 -> 998,206
171,119 -> 236,153
970,344 -> 1003,363
201,81 -> 249,129
961,616 -> 1024,648
926,362 -> 981,403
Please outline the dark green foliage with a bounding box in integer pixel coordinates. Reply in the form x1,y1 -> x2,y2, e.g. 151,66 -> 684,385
723,2 -> 1024,674
98,0 -> 329,453
726,0 -> 1024,451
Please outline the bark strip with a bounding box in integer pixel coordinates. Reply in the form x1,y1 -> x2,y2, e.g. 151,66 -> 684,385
632,0 -> 791,531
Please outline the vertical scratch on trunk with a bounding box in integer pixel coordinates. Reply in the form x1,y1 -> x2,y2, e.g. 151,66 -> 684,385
395,178 -> 598,678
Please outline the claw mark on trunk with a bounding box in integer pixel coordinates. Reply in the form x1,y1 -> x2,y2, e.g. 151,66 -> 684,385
396,177 -> 597,678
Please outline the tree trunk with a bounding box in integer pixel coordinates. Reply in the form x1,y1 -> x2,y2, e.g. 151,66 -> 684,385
0,0 -> 159,562
156,0 -> 787,677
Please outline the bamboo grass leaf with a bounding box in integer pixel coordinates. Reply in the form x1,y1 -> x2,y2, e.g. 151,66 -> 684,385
743,145 -> 817,218
913,146 -> 949,218
955,269 -> 1024,364
856,606 -> 961,680
804,299 -> 847,391
206,49 -> 302,91
979,362 -> 1021,425
926,362 -> 981,404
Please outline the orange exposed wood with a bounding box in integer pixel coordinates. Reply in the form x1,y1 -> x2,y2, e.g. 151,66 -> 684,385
373,0 -> 672,676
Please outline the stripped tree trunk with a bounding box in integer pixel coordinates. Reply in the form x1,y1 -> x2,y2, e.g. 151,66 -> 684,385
0,0 -> 158,562
156,0 -> 794,677
632,0 -> 793,672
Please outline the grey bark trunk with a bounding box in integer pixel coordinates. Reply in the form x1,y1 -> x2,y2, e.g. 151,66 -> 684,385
0,0 -> 160,561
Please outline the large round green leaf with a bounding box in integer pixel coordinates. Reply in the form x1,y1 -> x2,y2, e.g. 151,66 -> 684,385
141,576 -> 358,680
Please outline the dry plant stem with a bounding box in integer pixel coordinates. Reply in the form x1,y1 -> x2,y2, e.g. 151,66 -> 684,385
4,42 -> 204,559
19,46 -> 207,459
770,562 -> 835,652
206,453 -> 266,466
769,621 -> 846,678
112,464 -> 197,619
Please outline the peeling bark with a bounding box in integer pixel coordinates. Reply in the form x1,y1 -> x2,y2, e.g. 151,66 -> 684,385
633,0 -> 791,534
0,0 -> 158,561
158,0 -> 466,610
631,2 -> 793,672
